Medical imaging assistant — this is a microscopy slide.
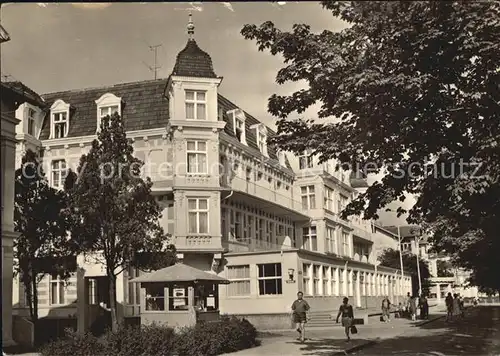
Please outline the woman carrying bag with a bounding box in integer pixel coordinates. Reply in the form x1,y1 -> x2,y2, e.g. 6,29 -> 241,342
335,297 -> 356,341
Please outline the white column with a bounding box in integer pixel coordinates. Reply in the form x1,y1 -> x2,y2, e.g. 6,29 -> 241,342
343,268 -> 348,296
361,272 -> 368,296
335,268 -> 339,296
355,271 -> 361,307
327,266 -> 332,295
436,284 -> 441,303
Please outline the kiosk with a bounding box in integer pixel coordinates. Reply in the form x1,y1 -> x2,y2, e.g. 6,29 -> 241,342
131,263 -> 229,328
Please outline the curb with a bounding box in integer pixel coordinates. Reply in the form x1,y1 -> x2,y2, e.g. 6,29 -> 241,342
333,313 -> 446,355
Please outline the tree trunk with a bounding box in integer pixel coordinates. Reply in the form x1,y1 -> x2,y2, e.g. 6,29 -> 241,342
25,277 -> 34,322
109,273 -> 119,332
31,275 -> 39,322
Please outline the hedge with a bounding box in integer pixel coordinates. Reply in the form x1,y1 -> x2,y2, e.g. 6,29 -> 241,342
39,316 -> 259,356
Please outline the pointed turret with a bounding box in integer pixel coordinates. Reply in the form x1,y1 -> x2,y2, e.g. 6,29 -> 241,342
172,13 -> 218,78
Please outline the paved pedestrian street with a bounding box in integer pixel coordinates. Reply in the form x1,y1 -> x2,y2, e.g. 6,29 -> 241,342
225,307 -> 448,356
353,306 -> 500,356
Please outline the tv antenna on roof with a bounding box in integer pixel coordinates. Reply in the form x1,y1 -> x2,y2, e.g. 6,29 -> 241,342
142,43 -> 162,80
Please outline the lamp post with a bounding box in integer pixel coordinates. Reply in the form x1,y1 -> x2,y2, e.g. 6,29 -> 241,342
397,225 -> 405,302
410,227 -> 423,296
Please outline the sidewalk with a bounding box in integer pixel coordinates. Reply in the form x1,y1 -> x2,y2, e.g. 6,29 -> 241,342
224,308 -> 446,356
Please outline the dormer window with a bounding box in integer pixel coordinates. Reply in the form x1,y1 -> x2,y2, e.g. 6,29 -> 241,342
277,151 -> 287,167
185,90 -> 206,120
229,109 -> 247,145
95,93 -> 122,132
50,99 -> 70,139
100,106 -> 119,119
27,108 -> 36,136
299,150 -> 314,169
252,123 -> 268,157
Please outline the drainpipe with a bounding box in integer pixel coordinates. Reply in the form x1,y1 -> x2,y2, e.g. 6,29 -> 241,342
221,191 -> 233,201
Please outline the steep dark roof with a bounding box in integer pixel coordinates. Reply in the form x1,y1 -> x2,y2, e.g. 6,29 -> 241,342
37,78 -> 290,172
39,79 -> 169,140
172,40 -> 217,78
1,81 -> 45,107
218,94 -> 293,171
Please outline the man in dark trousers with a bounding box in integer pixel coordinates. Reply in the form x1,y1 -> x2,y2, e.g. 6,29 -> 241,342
291,291 -> 310,343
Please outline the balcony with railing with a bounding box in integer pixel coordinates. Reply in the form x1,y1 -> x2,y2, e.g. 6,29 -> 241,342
170,235 -> 223,252
223,236 -> 296,253
220,174 -> 309,222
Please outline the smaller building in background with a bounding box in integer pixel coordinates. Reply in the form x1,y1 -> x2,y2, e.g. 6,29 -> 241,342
384,225 -> 480,302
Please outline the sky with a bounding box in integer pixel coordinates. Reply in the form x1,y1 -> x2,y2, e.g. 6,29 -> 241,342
0,2 -> 345,123
1,2 -> 411,226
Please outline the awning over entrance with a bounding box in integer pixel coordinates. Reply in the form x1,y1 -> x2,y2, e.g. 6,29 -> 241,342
130,263 -> 229,284
226,190 -> 310,223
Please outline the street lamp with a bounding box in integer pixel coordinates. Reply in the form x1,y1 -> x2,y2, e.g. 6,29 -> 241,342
397,226 -> 405,302
410,227 -> 423,296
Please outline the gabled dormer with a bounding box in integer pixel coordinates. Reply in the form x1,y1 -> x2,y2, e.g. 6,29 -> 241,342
49,99 -> 70,139
277,150 -> 287,167
228,109 -> 247,145
15,102 -> 43,139
95,93 -> 122,132
251,123 -> 269,157
298,150 -> 314,170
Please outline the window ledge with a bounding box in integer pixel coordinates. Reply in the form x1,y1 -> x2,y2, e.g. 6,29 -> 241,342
256,294 -> 284,298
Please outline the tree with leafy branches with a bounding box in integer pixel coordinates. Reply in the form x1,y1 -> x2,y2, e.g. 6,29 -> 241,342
14,149 -> 75,324
378,248 -> 431,296
436,260 -> 454,278
241,1 -> 500,289
65,113 -> 176,331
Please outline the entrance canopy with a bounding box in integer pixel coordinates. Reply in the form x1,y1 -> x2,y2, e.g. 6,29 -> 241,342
130,263 -> 229,284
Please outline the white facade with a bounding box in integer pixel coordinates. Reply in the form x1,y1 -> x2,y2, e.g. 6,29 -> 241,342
10,24 -> 412,337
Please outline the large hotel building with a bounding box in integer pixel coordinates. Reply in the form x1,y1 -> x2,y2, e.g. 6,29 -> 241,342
10,19 -> 411,335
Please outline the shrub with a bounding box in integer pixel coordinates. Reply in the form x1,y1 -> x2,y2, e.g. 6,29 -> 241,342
40,317 -> 258,356
39,329 -> 104,356
174,316 -> 259,356
103,323 -> 176,356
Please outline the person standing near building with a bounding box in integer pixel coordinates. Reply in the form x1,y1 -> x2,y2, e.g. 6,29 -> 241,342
336,297 -> 355,341
409,295 -> 417,321
405,292 -> 412,318
419,294 -> 429,319
381,296 -> 391,322
445,292 -> 454,322
291,291 -> 310,343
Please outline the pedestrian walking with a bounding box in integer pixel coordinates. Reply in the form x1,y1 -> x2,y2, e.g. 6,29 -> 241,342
381,296 -> 391,322
335,297 -> 355,341
291,291 -> 310,343
405,292 -> 411,318
419,294 -> 429,319
409,295 -> 417,321
445,292 -> 454,322
395,303 -> 403,318
459,295 -> 465,318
